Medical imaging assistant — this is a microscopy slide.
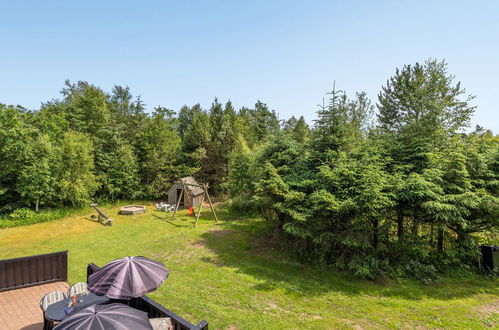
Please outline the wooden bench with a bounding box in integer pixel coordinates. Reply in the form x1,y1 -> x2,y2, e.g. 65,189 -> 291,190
90,204 -> 113,226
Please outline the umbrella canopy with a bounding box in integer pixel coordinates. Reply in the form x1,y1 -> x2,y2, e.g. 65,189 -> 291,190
53,303 -> 153,330
88,256 -> 168,299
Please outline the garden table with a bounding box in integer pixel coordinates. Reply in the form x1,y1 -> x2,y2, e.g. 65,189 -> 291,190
45,292 -> 110,323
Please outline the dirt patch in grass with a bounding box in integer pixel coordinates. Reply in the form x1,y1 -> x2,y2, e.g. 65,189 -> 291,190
300,312 -> 323,320
263,302 -> 293,314
189,241 -> 206,249
476,299 -> 499,315
475,298 -> 499,328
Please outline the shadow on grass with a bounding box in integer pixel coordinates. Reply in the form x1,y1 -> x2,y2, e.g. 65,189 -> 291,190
83,216 -> 108,226
152,213 -> 192,228
199,218 -> 499,301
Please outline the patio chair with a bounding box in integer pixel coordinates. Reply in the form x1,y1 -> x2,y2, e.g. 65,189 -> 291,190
68,281 -> 88,296
40,290 -> 67,330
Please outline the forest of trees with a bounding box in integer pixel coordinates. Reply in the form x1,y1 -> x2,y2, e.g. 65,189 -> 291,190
1,59 -> 497,279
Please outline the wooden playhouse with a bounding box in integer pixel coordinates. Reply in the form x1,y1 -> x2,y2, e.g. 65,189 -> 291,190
167,176 -> 204,208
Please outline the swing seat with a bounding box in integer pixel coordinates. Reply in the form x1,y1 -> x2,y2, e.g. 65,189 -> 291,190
187,206 -> 194,215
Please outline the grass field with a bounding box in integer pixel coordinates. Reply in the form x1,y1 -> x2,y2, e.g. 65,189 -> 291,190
0,203 -> 497,329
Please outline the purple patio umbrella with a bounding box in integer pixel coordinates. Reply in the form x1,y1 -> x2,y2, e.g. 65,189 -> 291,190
53,303 -> 153,330
88,256 -> 168,299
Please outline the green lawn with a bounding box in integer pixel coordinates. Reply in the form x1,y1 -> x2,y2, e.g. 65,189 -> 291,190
0,204 -> 497,329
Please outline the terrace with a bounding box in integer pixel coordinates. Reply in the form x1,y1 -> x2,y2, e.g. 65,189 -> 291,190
0,251 -> 208,330
0,282 -> 68,329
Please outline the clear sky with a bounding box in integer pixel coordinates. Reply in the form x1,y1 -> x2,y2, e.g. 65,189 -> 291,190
1,0 -> 498,132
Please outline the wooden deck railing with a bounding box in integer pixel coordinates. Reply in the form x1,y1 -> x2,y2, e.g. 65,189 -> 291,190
87,263 -> 208,330
0,251 -> 68,292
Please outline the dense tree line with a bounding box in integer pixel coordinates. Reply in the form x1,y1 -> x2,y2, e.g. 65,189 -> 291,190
0,80 -> 282,211
1,59 -> 497,278
228,59 -> 498,279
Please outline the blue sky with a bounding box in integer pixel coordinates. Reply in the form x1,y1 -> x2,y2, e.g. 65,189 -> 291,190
1,0 -> 498,132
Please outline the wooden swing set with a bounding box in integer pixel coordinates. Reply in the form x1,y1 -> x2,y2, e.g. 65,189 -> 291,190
171,180 -> 218,228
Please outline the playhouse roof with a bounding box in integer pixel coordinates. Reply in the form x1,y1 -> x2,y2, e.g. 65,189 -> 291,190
177,176 -> 204,196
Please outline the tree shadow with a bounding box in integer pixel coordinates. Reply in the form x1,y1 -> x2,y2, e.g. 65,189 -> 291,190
199,219 -> 499,301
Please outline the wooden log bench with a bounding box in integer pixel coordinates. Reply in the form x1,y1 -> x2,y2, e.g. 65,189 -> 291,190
90,204 -> 113,226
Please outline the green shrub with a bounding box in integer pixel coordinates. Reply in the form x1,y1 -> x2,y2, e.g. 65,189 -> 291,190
8,208 -> 38,221
0,208 -> 50,228
0,206 -> 85,229
403,260 -> 440,284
